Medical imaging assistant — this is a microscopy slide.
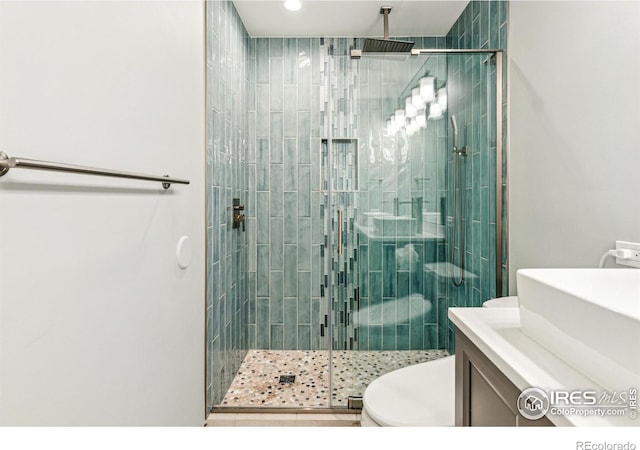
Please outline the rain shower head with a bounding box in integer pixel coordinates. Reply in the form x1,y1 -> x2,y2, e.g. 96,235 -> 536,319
361,7 -> 414,54
362,38 -> 415,53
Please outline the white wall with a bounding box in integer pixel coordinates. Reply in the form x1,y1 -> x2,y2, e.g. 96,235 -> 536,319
508,1 -> 640,292
0,1 -> 205,425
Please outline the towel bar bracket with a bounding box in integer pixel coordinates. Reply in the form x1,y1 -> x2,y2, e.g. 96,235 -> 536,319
0,152 -> 8,177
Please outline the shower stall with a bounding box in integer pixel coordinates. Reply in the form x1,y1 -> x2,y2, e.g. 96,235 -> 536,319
325,49 -> 503,407
205,1 -> 505,412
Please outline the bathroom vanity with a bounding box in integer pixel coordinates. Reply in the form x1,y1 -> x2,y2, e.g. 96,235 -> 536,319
449,268 -> 639,427
449,307 -> 635,427
454,328 -> 553,426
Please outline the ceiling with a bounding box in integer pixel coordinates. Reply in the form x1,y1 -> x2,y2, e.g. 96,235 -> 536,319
233,1 -> 470,38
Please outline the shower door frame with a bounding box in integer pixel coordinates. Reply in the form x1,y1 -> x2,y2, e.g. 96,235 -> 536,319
326,48 -> 505,408
406,48 -> 506,297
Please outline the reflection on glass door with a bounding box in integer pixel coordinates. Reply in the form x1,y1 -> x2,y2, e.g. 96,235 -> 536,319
327,51 -> 499,407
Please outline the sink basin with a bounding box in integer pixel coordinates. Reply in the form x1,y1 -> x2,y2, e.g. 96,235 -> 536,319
362,211 -> 392,227
517,268 -> 640,392
372,215 -> 417,237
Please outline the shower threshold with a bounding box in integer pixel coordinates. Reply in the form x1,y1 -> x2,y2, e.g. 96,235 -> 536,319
216,349 -> 448,409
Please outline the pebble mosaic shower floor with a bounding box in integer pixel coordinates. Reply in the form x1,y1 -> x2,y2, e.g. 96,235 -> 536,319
218,349 -> 449,408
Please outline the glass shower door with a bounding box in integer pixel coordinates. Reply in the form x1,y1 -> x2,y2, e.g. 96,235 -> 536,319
327,51 -> 500,407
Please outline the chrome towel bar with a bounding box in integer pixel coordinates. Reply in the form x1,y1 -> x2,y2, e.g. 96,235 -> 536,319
0,151 -> 189,189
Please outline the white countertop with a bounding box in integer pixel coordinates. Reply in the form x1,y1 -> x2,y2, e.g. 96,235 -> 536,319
448,307 -> 637,427
354,223 -> 444,241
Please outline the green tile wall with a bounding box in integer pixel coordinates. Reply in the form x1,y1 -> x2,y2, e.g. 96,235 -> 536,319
443,0 -> 508,354
205,0 -> 250,407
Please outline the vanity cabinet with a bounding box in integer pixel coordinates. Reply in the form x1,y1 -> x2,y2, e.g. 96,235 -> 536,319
455,330 -> 554,427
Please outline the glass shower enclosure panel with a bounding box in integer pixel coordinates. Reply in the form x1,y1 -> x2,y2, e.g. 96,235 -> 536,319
328,51 -> 499,407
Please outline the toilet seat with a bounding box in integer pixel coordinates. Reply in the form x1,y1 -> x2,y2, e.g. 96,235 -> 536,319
361,296 -> 518,426
362,355 -> 456,427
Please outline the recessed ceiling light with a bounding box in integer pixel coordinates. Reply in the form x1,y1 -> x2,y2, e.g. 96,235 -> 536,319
284,0 -> 301,11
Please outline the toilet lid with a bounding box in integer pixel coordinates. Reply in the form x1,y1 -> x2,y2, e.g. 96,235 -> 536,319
362,355 -> 455,427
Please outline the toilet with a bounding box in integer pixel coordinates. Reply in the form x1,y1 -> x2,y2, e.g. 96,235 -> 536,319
360,296 -> 519,427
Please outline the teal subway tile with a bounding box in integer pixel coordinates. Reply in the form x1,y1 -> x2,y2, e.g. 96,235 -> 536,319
382,299 -> 396,327
424,324 -> 438,349
488,1 -> 500,48
248,324 -> 256,349
311,193 -> 323,245
382,245 -> 396,297
297,218 -> 311,270
359,323 -> 369,350
298,112 -> 311,164
256,297 -> 270,349
297,325 -> 311,350
269,164 -> 284,216
480,137 -> 489,188
270,57 -> 283,112
283,139 -> 298,190
480,186 -> 488,227
256,139 -> 270,190
297,271 -> 311,323
368,325 -> 382,349
311,243 -> 321,297
297,165 -> 311,217
480,1 -> 490,45
270,325 -> 284,350
284,245 -> 297,297
283,86 -> 297,137
256,245 -> 269,296
209,261 -> 219,310
311,138 -> 321,190
409,316 -> 424,350
310,38 -> 320,85
256,191 -> 270,243
284,298 -> 297,349
270,113 -> 283,164
396,325 -> 409,350
270,271 -> 284,324
284,192 -> 298,244
256,85 -> 270,137
359,245 -> 369,298
297,39 -> 311,111
480,256 -> 490,300
498,1 -> 507,27
269,38 -> 283,57
283,39 -> 297,84
311,297 -> 321,350
270,217 -> 283,270
396,271 -> 410,300
472,16 -> 480,49
247,271 -> 256,324
311,85 -> 320,137
369,271 -> 383,307
256,38 -> 269,84
369,240 -> 382,271
382,324 -> 396,350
